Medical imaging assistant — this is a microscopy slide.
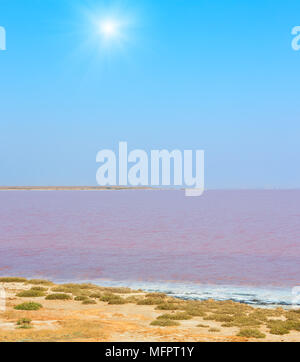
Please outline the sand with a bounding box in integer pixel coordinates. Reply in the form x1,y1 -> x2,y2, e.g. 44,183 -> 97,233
0,280 -> 300,342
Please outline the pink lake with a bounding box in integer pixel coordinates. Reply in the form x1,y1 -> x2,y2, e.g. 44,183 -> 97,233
0,190 -> 299,305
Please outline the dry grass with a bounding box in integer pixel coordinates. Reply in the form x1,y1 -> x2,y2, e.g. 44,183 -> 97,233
209,328 -> 221,333
89,293 -> 102,299
145,293 -> 167,299
99,293 -> 127,305
237,328 -> 266,339
74,296 -> 88,301
157,312 -> 192,321
0,320 -> 107,342
45,293 -> 72,300
0,277 -> 27,283
125,296 -> 143,304
155,303 -> 184,311
26,279 -> 54,286
82,299 -> 97,305
17,290 -> 45,298
137,297 -> 166,305
150,320 -> 180,327
102,287 -> 133,294
16,318 -> 32,329
30,287 -> 48,292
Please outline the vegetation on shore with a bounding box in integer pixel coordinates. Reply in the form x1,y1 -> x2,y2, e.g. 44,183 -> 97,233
14,302 -> 42,311
1,276 -> 300,341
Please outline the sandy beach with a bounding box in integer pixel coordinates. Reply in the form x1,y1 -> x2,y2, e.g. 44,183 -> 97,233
1,278 -> 300,342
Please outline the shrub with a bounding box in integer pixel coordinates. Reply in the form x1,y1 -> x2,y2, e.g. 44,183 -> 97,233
62,283 -> 96,290
237,328 -> 266,339
99,293 -> 126,304
82,299 -> 97,305
197,324 -> 209,328
14,302 -> 42,311
184,307 -> 206,317
27,279 -> 53,285
288,308 -> 300,315
157,312 -> 192,321
30,287 -> 48,292
137,298 -> 164,305
51,286 -> 74,293
285,311 -> 300,320
269,326 -> 290,335
17,324 -> 32,329
17,290 -> 45,298
51,283 -> 97,296
74,296 -> 88,301
99,293 -> 116,301
250,310 -> 269,322
45,293 -> 72,300
0,277 -> 27,283
125,296 -> 143,303
285,320 -> 300,332
267,320 -> 290,335
89,293 -> 102,299
146,293 -> 166,299
17,318 -> 32,326
155,303 -> 183,311
104,287 -> 133,294
150,320 -> 180,327
213,315 -> 261,328
205,314 -> 234,323
209,328 -> 221,332
108,297 -> 127,305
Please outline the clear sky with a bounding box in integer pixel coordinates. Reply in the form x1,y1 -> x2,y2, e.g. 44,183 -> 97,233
0,0 -> 300,188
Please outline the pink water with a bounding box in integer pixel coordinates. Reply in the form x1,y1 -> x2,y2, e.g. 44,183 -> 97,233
0,190 -> 300,304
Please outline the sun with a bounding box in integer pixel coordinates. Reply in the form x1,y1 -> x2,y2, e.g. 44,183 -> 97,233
99,19 -> 119,38
79,5 -> 137,56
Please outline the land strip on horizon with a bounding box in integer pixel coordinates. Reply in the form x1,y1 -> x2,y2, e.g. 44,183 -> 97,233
0,186 -> 156,191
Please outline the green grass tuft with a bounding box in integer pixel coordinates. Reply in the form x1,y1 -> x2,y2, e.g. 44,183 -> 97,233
209,328 -> 221,332
0,277 -> 27,283
74,296 -> 88,301
17,318 -> 32,326
89,293 -> 102,299
145,293 -> 167,299
157,312 -> 192,321
137,298 -> 165,306
14,302 -> 42,311
150,320 -> 180,327
99,293 -> 126,304
45,293 -> 72,300
17,290 -> 45,298
30,286 -> 48,292
82,299 -> 97,305
155,303 -> 184,311
27,279 -> 53,285
237,328 -> 266,339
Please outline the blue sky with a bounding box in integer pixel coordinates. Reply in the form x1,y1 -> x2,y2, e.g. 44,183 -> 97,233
0,0 -> 300,188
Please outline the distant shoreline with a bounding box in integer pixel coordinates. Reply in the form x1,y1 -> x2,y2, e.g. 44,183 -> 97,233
0,187 -> 299,191
0,186 -> 157,191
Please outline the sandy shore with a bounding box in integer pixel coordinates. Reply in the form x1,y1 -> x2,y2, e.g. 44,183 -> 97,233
1,278 -> 300,342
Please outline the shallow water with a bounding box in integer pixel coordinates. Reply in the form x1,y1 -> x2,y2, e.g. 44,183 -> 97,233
0,190 -> 299,305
